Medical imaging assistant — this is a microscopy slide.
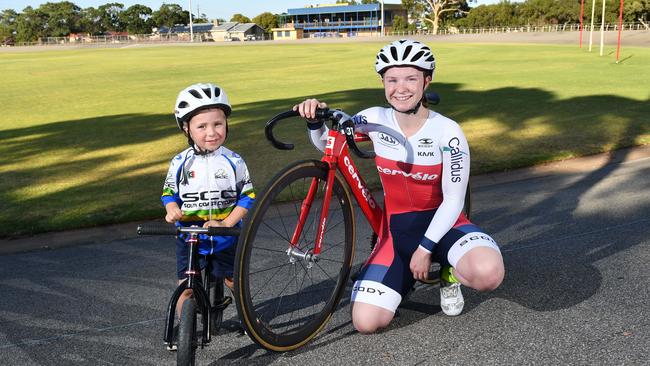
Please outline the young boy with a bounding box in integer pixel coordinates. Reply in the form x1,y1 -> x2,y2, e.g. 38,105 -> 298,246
161,83 -> 255,337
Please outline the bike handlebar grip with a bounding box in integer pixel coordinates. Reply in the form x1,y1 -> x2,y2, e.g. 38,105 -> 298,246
265,110 -> 300,150
314,107 -> 331,119
137,223 -> 178,236
206,226 -> 241,236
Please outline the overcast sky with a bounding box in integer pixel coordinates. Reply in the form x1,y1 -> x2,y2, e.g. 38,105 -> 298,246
3,1 -> 517,21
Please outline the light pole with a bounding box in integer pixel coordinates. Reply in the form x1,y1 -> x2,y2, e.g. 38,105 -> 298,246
599,0 -> 606,56
380,0 -> 385,37
589,0 -> 596,51
188,0 -> 194,42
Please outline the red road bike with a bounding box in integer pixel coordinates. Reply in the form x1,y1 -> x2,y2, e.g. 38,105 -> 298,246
234,96 -> 470,352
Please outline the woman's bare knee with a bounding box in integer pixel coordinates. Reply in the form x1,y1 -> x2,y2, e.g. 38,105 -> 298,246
351,302 -> 394,334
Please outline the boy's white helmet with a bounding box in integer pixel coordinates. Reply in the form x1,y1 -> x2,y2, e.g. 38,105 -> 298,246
174,83 -> 231,130
375,39 -> 435,77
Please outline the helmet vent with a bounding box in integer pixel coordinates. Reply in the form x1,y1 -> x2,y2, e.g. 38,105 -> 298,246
390,46 -> 398,61
202,87 -> 212,98
213,87 -> 221,97
189,89 -> 202,99
178,101 -> 189,108
410,50 -> 425,62
402,45 -> 413,60
379,53 -> 390,63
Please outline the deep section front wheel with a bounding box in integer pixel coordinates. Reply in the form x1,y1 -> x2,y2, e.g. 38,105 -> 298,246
235,160 -> 355,351
177,298 -> 197,366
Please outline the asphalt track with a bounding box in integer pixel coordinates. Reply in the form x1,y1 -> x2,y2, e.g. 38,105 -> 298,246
1,145 -> 648,365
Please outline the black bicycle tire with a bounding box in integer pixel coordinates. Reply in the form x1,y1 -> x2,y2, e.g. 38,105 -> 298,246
210,277 -> 225,334
177,298 -> 197,366
234,160 -> 355,352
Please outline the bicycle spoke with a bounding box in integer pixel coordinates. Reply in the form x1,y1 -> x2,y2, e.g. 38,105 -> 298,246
249,261 -> 293,301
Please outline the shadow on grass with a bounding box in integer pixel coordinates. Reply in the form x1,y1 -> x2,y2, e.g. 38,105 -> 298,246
0,84 -> 648,238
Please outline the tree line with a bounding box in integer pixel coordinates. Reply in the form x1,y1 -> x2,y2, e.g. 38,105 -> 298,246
400,0 -> 649,33
0,2 -> 280,43
452,0 -> 650,29
1,0 -> 648,44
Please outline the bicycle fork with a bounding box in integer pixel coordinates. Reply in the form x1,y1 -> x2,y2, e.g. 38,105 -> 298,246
164,233 -> 213,348
287,164 -> 337,266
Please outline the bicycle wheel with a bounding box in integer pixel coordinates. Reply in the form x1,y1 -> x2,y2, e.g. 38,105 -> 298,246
235,160 -> 355,351
210,277 -> 226,335
177,298 -> 197,366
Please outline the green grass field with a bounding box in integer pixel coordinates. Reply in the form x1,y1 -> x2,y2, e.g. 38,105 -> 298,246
1,41 -> 648,237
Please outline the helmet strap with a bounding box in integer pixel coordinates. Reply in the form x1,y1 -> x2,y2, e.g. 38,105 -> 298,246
389,95 -> 424,115
186,133 -> 212,156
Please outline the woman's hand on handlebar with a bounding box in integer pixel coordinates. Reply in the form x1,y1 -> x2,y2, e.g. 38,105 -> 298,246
292,98 -> 328,120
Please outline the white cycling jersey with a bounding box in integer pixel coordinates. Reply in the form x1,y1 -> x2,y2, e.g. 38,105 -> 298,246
161,146 -> 255,254
309,106 -> 470,251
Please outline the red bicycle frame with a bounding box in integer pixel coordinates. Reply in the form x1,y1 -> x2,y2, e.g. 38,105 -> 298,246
289,128 -> 383,256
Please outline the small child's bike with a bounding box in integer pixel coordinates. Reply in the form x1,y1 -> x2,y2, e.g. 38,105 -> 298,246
137,224 -> 240,366
233,98 -> 470,352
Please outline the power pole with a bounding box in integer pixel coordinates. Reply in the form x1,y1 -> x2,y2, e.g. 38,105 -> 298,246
189,0 -> 194,42
380,0 -> 385,37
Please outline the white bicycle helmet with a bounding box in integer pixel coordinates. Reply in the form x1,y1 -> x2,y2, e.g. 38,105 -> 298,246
375,39 -> 435,77
174,83 -> 231,130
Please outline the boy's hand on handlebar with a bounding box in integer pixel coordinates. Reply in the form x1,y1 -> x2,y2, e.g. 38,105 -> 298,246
292,98 -> 328,121
203,220 -> 226,228
164,203 -> 183,223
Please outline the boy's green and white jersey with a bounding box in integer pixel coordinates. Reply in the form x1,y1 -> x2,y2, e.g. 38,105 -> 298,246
161,146 -> 255,223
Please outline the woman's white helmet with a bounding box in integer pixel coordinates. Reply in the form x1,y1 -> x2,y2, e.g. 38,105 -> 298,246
375,39 -> 435,77
174,83 -> 231,130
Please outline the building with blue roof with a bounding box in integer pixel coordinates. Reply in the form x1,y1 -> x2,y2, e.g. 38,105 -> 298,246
278,3 -> 407,38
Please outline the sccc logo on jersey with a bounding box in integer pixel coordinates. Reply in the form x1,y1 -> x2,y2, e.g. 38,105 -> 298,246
378,132 -> 399,147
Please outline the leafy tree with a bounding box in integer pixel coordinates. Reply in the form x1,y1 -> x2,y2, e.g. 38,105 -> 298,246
79,7 -> 104,35
97,3 -> 125,32
252,12 -> 278,33
403,0 -> 476,34
38,1 -> 82,37
193,13 -> 209,23
402,0 -> 426,24
152,3 -> 187,28
121,4 -> 152,34
16,6 -> 47,42
625,0 -> 650,23
518,0 -> 578,26
230,13 -> 251,23
0,9 -> 18,42
392,14 -> 411,31
458,1 -> 519,28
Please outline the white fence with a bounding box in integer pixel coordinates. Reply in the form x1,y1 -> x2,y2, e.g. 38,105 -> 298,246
8,32 -> 270,47
387,22 -> 648,37
4,22 -> 647,47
